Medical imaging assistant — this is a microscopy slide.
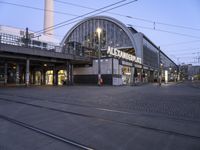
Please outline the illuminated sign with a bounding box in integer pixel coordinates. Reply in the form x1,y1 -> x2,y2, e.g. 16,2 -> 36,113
107,46 -> 141,64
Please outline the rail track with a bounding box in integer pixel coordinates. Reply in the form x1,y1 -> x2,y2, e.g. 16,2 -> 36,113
0,97 -> 200,140
0,92 -> 199,124
0,114 -> 94,150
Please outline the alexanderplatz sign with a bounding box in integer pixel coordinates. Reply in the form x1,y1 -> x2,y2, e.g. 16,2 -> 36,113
107,46 -> 142,64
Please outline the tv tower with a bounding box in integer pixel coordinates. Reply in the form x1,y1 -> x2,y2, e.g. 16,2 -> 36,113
44,0 -> 54,37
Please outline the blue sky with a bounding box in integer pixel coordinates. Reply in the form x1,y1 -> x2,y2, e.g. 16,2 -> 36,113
0,0 -> 200,65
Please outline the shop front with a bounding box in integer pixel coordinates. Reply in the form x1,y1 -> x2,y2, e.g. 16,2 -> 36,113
58,70 -> 67,85
60,16 -> 178,86
122,66 -> 131,85
120,60 -> 133,85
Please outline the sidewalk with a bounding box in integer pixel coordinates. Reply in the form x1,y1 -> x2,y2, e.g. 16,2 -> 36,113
191,81 -> 200,89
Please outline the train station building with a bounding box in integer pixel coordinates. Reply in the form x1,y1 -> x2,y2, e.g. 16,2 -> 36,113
61,16 -> 178,85
0,16 -> 178,86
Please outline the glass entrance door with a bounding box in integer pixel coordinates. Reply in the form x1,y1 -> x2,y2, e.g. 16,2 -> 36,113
122,66 -> 131,85
35,71 -> 41,85
46,70 -> 53,85
58,70 -> 67,85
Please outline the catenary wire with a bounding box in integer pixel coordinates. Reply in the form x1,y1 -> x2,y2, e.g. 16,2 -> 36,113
129,24 -> 200,39
160,40 -> 200,47
34,0 -> 138,35
2,0 -> 200,41
2,0 -> 199,61
163,47 -> 200,52
54,0 -> 200,32
34,0 -> 130,34
0,1 -> 78,16
166,52 -> 200,56
9,0 -> 200,32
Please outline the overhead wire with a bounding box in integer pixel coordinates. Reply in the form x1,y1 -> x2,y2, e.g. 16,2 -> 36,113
54,0 -> 200,32
11,0 -> 200,33
160,40 -> 200,47
54,0 -> 200,51
166,52 -> 200,56
34,0 -> 138,35
0,1 -> 78,16
1,0 -> 199,63
128,24 -> 200,39
163,47 -> 200,52
34,0 -> 128,34
2,0 -> 200,40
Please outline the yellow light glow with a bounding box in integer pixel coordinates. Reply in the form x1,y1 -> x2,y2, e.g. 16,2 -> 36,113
165,70 -> 168,83
96,27 -> 102,34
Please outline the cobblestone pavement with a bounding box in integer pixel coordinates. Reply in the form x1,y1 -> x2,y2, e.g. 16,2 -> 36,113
190,80 -> 200,89
0,82 -> 199,150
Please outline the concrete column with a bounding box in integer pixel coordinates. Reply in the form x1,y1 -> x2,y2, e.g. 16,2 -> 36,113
111,58 -> 114,85
70,64 -> 74,85
130,67 -> 135,86
26,59 -> 30,86
66,62 -> 73,85
141,68 -> 144,83
66,62 -> 70,85
41,69 -> 46,85
150,71 -> 154,82
53,66 -> 58,86
4,63 -> 8,85
32,71 -> 36,85
16,64 -> 20,85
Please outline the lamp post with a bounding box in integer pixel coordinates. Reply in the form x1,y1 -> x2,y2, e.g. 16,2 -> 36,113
175,70 -> 177,82
96,27 -> 102,86
169,67 -> 172,82
158,46 -> 161,86
160,63 -> 163,86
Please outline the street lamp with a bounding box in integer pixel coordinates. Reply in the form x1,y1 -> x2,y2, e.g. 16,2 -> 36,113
175,70 -> 177,82
96,27 -> 102,86
159,63 -> 163,86
169,67 -> 172,81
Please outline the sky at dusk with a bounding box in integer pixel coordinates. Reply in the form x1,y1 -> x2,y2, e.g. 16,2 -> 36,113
0,0 -> 200,65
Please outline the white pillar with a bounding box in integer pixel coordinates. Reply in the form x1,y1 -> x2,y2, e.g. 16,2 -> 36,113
130,67 -> 135,85
4,63 -> 7,85
44,0 -> 54,37
16,64 -> 20,85
26,59 -> 30,86
70,64 -> 74,85
53,65 -> 57,86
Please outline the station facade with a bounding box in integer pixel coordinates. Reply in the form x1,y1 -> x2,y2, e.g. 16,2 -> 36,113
61,16 -> 178,85
0,16 -> 178,86
0,25 -> 84,86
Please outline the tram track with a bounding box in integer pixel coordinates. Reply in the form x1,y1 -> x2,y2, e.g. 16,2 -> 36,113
0,114 -> 94,150
0,97 -> 200,140
0,92 -> 200,124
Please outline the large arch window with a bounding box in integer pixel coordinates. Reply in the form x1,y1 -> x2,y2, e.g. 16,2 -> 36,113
62,17 -> 134,58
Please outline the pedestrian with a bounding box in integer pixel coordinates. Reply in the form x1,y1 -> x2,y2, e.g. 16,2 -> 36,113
159,75 -> 161,86
100,78 -> 103,86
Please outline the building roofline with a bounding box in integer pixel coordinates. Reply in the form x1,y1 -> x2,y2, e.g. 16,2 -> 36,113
142,33 -> 177,66
60,15 -> 177,67
60,15 -> 137,50
127,26 -> 177,66
160,50 -> 177,67
127,26 -> 138,33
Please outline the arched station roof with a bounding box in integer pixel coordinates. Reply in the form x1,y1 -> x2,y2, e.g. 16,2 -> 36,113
61,16 -> 140,56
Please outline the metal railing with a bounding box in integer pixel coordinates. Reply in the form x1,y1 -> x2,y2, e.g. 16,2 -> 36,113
0,32 -> 92,61
0,32 -> 60,52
